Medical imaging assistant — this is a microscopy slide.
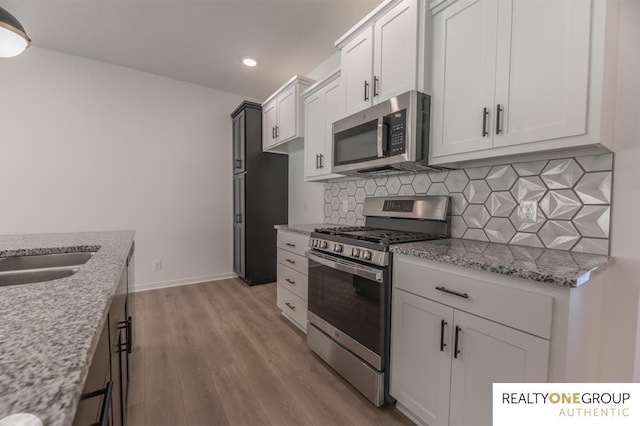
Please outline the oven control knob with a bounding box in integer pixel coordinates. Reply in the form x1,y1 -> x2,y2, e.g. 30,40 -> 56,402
333,244 -> 343,253
351,248 -> 361,258
320,241 -> 328,249
362,250 -> 372,260
311,239 -> 317,247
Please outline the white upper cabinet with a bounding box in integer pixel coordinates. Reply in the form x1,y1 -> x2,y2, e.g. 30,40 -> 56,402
430,0 -> 618,166
373,0 -> 419,102
336,0 -> 425,116
262,75 -> 315,154
431,0 -> 498,156
303,69 -> 345,181
342,27 -> 374,115
493,0 -> 591,148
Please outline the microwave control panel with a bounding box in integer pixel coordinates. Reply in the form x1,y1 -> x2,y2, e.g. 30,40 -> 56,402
386,109 -> 407,156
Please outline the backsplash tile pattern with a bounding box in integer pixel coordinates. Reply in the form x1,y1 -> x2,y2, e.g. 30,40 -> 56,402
324,154 -> 614,255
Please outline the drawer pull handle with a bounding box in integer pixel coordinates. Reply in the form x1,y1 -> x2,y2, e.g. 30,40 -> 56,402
454,326 -> 462,359
285,302 -> 295,311
285,278 -> 296,285
435,286 -> 469,299
285,258 -> 295,264
285,243 -> 296,247
440,319 -> 447,352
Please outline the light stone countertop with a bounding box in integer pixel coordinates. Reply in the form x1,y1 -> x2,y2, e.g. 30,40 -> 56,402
391,238 -> 614,287
0,231 -> 135,426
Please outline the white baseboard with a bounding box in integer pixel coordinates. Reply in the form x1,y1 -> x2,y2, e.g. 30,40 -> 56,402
133,272 -> 238,293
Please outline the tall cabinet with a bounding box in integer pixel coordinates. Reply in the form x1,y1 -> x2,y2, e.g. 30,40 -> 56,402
231,101 -> 288,285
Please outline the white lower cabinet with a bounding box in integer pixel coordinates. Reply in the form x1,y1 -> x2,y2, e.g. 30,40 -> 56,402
391,255 -> 551,426
276,230 -> 310,332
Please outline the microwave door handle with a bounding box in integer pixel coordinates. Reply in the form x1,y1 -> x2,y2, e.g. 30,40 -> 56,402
376,118 -> 385,158
308,252 -> 383,283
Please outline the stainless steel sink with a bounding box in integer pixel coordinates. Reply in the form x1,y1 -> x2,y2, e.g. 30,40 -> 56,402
0,268 -> 80,287
0,252 -> 94,272
0,251 -> 96,287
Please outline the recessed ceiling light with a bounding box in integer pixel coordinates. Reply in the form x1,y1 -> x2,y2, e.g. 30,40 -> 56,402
242,57 -> 258,67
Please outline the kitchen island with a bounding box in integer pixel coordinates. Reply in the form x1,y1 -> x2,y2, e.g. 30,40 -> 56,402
0,231 -> 135,426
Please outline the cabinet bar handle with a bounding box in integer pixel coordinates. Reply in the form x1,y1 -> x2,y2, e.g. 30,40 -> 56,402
316,154 -> 320,169
440,319 -> 447,352
275,125 -> 279,138
454,326 -> 461,359
373,76 -> 379,97
364,80 -> 370,101
272,126 -> 275,139
235,159 -> 242,168
482,107 -> 489,137
285,302 -> 296,311
435,286 -> 469,299
285,258 -> 295,264
81,380 -> 113,426
285,242 -> 296,247
319,154 -> 324,168
496,104 -> 503,134
285,278 -> 296,285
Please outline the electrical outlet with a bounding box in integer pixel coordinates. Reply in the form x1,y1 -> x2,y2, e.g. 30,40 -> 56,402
518,200 -> 537,223
153,260 -> 163,272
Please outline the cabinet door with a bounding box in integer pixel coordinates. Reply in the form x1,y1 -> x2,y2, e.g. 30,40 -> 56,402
276,85 -> 297,142
232,111 -> 245,173
322,78 -> 344,173
262,100 -> 277,150
449,310 -> 549,426
304,91 -> 325,179
493,0 -> 591,148
233,173 -> 245,277
373,0 -> 418,103
390,290 -> 453,426
341,26 -> 374,116
431,0 -> 499,157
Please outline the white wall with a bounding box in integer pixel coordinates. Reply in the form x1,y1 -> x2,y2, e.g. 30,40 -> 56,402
0,47 -> 249,290
286,52 -> 341,225
602,0 -> 640,381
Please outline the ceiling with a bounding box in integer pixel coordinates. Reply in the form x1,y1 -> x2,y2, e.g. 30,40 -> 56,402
1,0 -> 382,100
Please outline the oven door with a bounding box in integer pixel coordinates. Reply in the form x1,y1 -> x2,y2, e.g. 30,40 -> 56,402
307,250 -> 388,370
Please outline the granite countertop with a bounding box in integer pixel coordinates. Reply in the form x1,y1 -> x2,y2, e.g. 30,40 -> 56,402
0,231 -> 135,425
274,223 -> 339,236
391,238 -> 614,288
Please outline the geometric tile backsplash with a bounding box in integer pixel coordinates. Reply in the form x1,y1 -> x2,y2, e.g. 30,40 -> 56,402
324,153 -> 613,255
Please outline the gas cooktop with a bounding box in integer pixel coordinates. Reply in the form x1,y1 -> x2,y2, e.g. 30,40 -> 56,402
314,226 -> 442,246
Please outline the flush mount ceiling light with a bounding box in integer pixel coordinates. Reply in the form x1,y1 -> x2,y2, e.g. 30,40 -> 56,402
0,5 -> 31,58
242,57 -> 258,67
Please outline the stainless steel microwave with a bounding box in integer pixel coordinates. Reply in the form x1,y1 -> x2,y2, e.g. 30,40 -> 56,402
332,90 -> 433,175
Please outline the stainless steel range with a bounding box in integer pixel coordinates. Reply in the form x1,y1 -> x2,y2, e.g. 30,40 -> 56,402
306,196 -> 450,406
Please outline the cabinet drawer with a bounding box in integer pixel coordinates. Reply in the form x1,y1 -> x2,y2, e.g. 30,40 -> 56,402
277,263 -> 308,301
277,231 -> 310,257
277,284 -> 308,331
277,249 -> 308,275
394,255 -> 553,339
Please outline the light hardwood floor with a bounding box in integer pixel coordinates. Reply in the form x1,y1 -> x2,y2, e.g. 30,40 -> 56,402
127,278 -> 412,426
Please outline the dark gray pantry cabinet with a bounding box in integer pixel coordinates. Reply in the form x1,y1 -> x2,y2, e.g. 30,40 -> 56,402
231,101 -> 288,285
73,243 -> 134,426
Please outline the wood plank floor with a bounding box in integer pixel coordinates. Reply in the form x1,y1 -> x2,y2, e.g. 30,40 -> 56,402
127,278 -> 412,426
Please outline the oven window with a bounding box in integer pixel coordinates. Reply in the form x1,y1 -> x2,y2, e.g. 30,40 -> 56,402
333,119 -> 379,166
308,258 -> 384,356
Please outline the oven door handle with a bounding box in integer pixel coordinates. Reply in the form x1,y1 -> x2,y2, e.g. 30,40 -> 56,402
308,252 -> 384,283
